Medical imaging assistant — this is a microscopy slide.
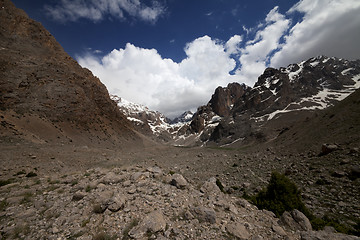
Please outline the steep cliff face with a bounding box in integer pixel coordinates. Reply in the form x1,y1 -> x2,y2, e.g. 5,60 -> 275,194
0,0 -> 135,145
187,56 -> 360,146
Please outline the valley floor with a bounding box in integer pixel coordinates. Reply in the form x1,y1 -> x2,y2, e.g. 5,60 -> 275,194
0,139 -> 359,239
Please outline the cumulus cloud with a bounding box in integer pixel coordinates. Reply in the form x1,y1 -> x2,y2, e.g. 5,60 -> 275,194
45,0 -> 165,23
234,6 -> 290,86
225,35 -> 242,55
77,1 -> 360,118
271,0 -> 360,67
78,36 -> 237,118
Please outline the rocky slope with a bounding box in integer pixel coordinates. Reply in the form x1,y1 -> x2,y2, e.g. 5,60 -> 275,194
0,0 -> 135,146
184,56 -> 360,146
1,164 -> 358,240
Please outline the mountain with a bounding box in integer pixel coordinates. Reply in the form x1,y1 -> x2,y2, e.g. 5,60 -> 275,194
111,95 -> 193,143
185,56 -> 360,146
171,111 -> 194,124
0,0 -> 135,146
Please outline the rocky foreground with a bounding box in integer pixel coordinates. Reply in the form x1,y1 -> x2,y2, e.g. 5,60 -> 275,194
1,165 -> 358,240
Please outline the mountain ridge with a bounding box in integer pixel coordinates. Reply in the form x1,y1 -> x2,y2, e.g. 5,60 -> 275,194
0,0 -> 137,146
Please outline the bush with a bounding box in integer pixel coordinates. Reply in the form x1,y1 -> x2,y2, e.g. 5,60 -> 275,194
25,172 -> 37,178
249,171 -> 359,236
250,171 -> 311,218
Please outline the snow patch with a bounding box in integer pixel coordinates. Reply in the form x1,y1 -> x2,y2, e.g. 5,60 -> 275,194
288,61 -> 305,82
341,68 -> 354,75
310,61 -> 319,67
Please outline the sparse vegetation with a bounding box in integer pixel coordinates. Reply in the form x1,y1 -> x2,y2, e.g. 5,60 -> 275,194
25,172 -> 37,178
14,170 -> 26,176
85,185 -> 92,192
13,223 -> 30,238
0,178 -> 14,187
247,171 -> 360,236
122,218 -> 139,240
0,199 -> 9,211
70,179 -> 78,186
20,192 -> 33,204
249,171 -> 310,218
93,232 -> 117,240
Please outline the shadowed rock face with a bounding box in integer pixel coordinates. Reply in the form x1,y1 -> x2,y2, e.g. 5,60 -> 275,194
0,0 -> 135,144
209,83 -> 248,117
187,56 -> 360,145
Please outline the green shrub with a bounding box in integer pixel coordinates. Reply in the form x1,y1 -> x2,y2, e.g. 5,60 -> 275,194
122,219 -> 139,240
25,172 -> 37,178
0,178 -> 14,187
0,199 -> 9,211
250,171 -> 310,218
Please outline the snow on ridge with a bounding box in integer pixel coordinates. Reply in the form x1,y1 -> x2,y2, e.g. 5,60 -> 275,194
253,74 -> 360,122
341,68 -> 354,75
287,61 -> 305,82
310,61 -> 319,67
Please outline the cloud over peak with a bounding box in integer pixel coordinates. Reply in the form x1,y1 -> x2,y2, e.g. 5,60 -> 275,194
78,36 -> 238,118
77,0 -> 360,118
45,0 -> 165,23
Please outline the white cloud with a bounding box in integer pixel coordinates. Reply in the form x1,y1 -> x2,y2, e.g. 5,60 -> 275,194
225,35 -> 242,55
235,6 -> 290,86
271,0 -> 360,67
45,0 -> 165,23
78,1 -> 360,117
78,36 -> 237,118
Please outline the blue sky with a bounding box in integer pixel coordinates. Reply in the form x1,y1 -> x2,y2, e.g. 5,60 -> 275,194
12,0 -> 360,118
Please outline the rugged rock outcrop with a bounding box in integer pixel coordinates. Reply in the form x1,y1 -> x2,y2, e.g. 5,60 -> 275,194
0,0 -> 135,145
186,56 -> 360,146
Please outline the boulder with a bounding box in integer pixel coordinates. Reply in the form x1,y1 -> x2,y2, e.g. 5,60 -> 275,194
129,211 -> 167,238
191,206 -> 217,224
200,177 -> 221,195
280,209 -> 312,231
320,144 -> 338,156
107,194 -> 125,212
226,222 -> 251,239
169,173 -> 187,189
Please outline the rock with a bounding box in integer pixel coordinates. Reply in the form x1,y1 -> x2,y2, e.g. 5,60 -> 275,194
349,147 -> 359,154
280,209 -> 312,231
72,192 -> 85,201
147,166 -> 163,177
200,178 -> 221,194
107,194 -> 125,212
191,206 -> 217,224
129,211 -> 167,238
226,222 -> 251,239
272,224 -> 287,236
320,144 -> 338,155
131,172 -> 149,182
331,170 -> 346,178
227,203 -> 238,215
340,158 -> 350,165
169,173 -> 187,189
99,172 -> 123,184
348,166 -> 360,180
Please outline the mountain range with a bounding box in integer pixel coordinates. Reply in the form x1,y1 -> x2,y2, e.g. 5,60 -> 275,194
118,56 -> 360,148
1,0 -> 359,239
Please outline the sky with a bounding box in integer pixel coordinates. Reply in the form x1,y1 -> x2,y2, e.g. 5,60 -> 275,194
12,0 -> 360,119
